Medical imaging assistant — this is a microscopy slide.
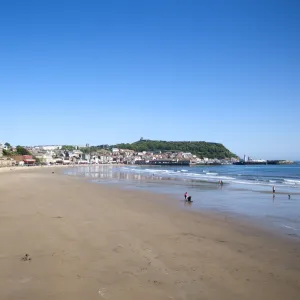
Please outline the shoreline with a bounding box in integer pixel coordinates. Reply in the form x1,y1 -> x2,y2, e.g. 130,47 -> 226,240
45,167 -> 300,241
0,163 -> 126,173
64,165 -> 300,238
1,167 -> 300,299
66,164 -> 300,191
0,164 -> 71,173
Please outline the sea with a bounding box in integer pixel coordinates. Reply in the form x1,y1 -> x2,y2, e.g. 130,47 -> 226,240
65,163 -> 300,238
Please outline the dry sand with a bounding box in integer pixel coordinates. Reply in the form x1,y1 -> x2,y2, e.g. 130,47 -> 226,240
0,168 -> 299,300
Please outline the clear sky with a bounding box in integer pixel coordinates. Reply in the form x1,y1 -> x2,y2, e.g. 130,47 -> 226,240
0,0 -> 299,160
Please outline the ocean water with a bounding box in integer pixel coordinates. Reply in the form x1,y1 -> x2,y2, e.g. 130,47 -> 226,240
117,163 -> 300,191
64,163 -> 300,238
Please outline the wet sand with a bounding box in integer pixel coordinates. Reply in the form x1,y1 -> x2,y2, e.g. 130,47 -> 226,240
0,168 -> 300,299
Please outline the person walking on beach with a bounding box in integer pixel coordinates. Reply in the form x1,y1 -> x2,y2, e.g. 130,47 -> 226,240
184,192 -> 188,200
272,186 -> 276,193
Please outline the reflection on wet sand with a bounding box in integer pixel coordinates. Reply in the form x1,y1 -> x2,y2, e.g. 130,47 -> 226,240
184,200 -> 193,208
64,165 -> 300,238
65,165 -> 220,190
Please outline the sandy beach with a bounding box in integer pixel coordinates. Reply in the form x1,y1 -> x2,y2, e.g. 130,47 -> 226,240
0,168 -> 299,300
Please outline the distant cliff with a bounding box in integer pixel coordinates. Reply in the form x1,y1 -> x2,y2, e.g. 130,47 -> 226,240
114,139 -> 237,159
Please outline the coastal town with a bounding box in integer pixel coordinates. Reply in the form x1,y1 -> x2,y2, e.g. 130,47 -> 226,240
1,142 -> 294,168
0,142 -> 240,167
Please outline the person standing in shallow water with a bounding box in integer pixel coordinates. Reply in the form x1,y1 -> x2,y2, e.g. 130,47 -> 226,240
272,186 -> 276,193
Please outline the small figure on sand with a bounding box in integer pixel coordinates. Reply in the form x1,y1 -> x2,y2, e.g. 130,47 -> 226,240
288,194 -> 291,199
184,192 -> 188,200
184,192 -> 192,202
272,186 -> 276,194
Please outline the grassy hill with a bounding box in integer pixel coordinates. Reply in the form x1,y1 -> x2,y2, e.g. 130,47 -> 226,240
114,139 -> 237,159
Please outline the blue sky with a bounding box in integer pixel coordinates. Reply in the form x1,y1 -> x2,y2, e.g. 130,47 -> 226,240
0,0 -> 299,160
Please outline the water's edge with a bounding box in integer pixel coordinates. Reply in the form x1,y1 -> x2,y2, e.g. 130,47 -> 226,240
64,165 -> 300,239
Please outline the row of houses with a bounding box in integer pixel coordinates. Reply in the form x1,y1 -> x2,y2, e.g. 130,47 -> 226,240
1,143 -> 238,166
0,143 -> 35,166
110,148 -> 198,164
0,155 -> 36,167
109,148 -> 238,165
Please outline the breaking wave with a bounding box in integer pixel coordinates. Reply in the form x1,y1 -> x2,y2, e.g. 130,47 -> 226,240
117,165 -> 300,190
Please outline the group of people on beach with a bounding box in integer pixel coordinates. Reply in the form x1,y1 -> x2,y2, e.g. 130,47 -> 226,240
183,185 -> 291,203
272,186 -> 291,199
184,192 -> 192,202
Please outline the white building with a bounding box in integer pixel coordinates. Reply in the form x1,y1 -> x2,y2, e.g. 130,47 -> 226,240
41,145 -> 62,151
63,159 -> 71,165
69,150 -> 83,160
112,148 -> 119,154
35,151 -> 55,165
99,156 -> 113,164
